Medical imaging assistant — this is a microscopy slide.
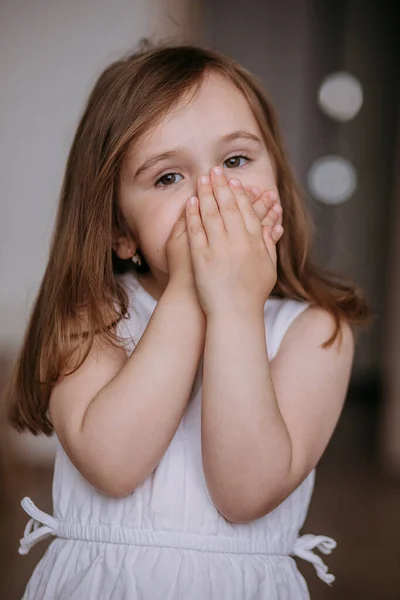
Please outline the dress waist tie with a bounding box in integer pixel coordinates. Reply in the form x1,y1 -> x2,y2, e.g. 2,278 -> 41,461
19,496 -> 336,585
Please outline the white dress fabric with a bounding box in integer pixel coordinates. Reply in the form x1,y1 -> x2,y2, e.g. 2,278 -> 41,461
19,272 -> 336,599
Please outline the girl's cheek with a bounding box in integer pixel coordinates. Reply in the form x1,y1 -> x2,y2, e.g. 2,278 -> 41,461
235,175 -> 276,192
140,213 -> 174,269
233,160 -> 276,191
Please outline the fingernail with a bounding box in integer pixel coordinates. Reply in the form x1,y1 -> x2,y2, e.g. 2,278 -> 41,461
268,190 -> 278,200
229,178 -> 241,187
199,175 -> 210,185
250,186 -> 260,196
273,204 -> 282,214
212,166 -> 223,176
275,225 -> 283,234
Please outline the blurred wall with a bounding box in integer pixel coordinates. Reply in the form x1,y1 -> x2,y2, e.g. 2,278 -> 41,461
0,0 -> 192,351
0,0 -> 193,462
202,0 -> 399,382
380,113 -> 400,474
1,0 -> 397,422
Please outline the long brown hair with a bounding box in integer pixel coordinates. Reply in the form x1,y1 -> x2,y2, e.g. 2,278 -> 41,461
6,42 -> 371,435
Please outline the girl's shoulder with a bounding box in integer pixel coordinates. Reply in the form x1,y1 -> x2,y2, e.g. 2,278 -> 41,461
264,296 -> 311,361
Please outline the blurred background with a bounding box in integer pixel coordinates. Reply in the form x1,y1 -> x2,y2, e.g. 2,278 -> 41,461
0,0 -> 399,598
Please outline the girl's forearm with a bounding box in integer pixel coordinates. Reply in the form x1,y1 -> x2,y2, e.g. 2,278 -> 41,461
201,310 -> 292,522
78,285 -> 206,496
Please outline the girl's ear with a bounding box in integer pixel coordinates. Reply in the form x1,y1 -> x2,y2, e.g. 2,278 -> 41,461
112,234 -> 137,260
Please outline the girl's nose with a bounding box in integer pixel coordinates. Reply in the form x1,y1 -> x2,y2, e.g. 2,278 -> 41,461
185,164 -> 231,202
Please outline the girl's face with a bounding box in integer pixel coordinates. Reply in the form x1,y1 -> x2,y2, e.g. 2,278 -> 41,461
117,72 -> 277,294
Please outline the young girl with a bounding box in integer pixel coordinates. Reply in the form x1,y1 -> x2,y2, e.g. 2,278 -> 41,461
7,42 -> 370,599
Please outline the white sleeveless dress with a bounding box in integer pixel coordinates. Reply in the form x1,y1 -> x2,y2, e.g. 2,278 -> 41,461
19,272 -> 337,599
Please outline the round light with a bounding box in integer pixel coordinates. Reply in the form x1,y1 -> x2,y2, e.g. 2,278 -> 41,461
318,72 -> 363,122
308,156 -> 357,205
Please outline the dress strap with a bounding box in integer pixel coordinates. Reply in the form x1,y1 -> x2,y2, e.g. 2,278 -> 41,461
18,497 -> 58,555
292,533 -> 337,585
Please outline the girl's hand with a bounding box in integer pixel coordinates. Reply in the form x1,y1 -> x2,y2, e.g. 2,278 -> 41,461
186,167 -> 283,318
167,185 -> 282,295
246,187 -> 283,243
166,204 -> 197,298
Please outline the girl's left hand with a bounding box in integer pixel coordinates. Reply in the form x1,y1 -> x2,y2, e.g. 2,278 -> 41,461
186,166 -> 283,318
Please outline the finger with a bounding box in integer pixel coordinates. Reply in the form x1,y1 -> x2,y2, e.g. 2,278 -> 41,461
209,167 -> 246,234
262,224 -> 284,253
244,186 -> 260,204
259,189 -> 279,211
197,174 -> 226,242
270,224 -> 284,244
251,190 -> 282,225
252,190 -> 276,221
186,195 -> 208,252
228,177 -> 262,235
261,201 -> 283,230
169,204 -> 187,240
261,225 -> 277,264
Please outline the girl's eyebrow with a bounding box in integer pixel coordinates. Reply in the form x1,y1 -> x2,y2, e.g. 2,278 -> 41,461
134,150 -> 180,179
134,130 -> 262,179
220,130 -> 262,145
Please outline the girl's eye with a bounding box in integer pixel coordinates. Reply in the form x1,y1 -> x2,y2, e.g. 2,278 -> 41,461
155,172 -> 183,187
223,155 -> 250,169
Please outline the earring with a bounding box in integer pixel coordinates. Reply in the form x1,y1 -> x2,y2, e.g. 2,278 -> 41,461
131,251 -> 142,266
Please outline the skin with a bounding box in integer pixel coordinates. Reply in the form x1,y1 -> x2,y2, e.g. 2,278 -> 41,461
184,166 -> 354,522
115,72 -> 283,300
48,72 -> 283,500
113,72 -> 354,522
50,72 -> 354,519
185,168 -> 279,318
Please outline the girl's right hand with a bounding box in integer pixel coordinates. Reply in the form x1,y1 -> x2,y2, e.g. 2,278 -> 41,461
166,187 -> 283,294
166,205 -> 196,296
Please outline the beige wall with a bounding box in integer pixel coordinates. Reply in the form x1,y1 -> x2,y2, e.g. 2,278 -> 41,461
0,0 -> 194,352
0,0 -> 194,462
